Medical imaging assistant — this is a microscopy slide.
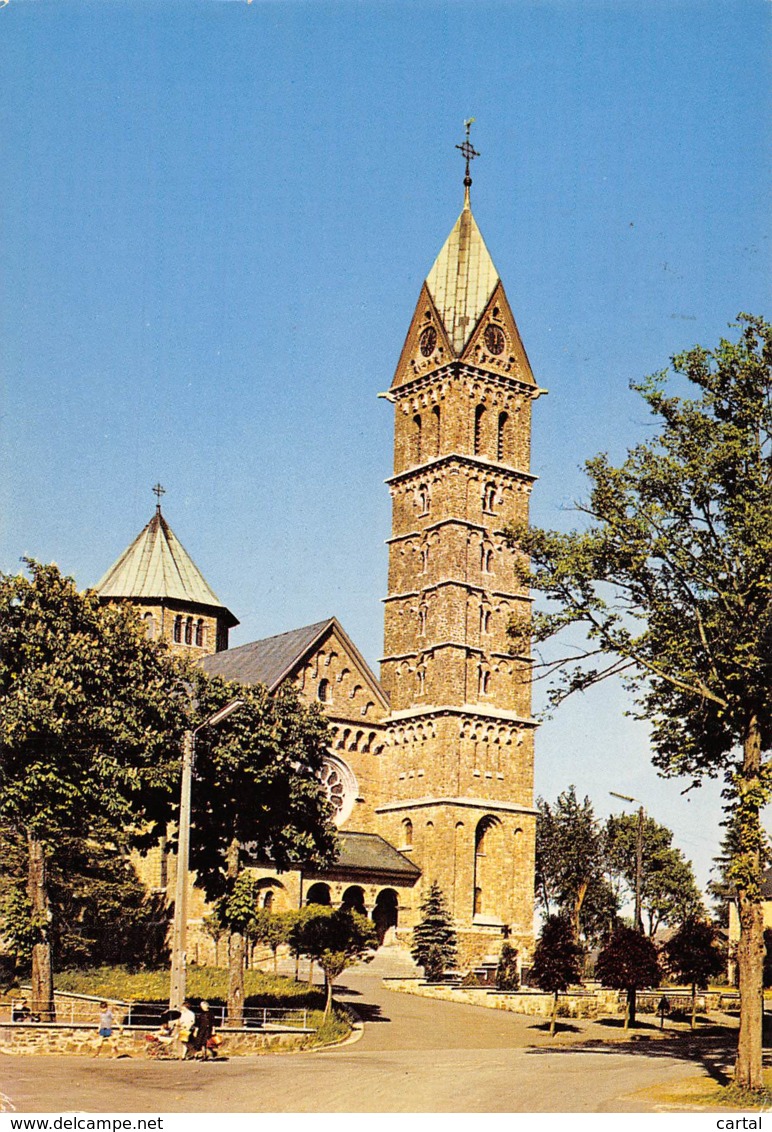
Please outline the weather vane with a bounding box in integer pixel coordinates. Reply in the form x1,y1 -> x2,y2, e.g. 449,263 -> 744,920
456,118 -> 479,192
152,483 -> 166,510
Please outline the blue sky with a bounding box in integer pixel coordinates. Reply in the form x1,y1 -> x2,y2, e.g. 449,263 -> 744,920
1,0 -> 769,891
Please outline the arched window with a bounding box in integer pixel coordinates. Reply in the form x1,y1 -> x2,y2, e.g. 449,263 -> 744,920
482,546 -> 493,573
480,607 -> 491,634
431,405 -> 441,456
402,818 -> 413,849
306,883 -> 332,906
318,678 -> 330,703
478,667 -> 490,696
474,404 -> 486,456
173,615 -> 183,643
195,619 -> 205,647
497,412 -> 509,461
474,816 -> 501,918
482,483 -> 497,512
418,606 -> 427,634
143,612 -> 155,640
418,485 -> 430,514
416,667 -> 426,694
413,414 -> 422,463
184,616 -> 193,645
420,547 -> 429,573
262,890 -> 274,911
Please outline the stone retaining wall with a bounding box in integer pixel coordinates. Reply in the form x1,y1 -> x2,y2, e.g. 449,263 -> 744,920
383,978 -> 620,1018
0,1023 -> 314,1058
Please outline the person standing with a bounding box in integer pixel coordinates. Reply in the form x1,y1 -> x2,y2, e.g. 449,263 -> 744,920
93,1001 -> 117,1057
192,1000 -> 215,1060
177,999 -> 196,1060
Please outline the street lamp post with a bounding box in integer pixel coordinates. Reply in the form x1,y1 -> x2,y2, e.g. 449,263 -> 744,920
169,699 -> 244,1013
610,791 -> 645,934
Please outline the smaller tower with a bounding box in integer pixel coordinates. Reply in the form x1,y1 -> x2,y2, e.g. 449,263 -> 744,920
95,487 -> 238,656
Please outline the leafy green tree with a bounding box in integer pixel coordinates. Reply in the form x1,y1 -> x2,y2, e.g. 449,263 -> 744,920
495,941 -> 520,991
536,787 -> 617,942
663,916 -> 724,1029
529,916 -> 584,1035
289,907 -> 377,1016
605,813 -> 704,935
252,909 -> 294,974
186,671 -> 337,1022
505,316 -> 772,1087
0,561 -> 187,1018
595,925 -> 661,1029
411,883 -> 458,981
202,912 -> 226,967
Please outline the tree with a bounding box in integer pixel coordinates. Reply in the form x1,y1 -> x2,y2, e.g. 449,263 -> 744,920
0,562 -> 187,1018
202,912 -> 226,967
536,787 -> 617,942
663,916 -> 724,1030
289,907 -> 377,1016
505,316 -> 772,1087
411,883 -> 458,981
496,941 -> 520,991
0,823 -> 169,972
185,671 -> 338,1022
252,909 -> 294,974
595,925 -> 661,1029
605,813 -> 704,936
529,916 -> 584,1035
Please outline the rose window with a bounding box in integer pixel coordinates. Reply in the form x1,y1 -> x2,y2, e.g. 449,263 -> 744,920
320,756 -> 358,826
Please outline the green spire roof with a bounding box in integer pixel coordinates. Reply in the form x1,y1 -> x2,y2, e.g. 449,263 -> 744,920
96,508 -> 237,625
425,199 -> 500,356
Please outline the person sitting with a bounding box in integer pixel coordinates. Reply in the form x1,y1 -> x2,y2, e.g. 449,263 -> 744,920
12,998 -> 31,1022
145,1020 -> 175,1058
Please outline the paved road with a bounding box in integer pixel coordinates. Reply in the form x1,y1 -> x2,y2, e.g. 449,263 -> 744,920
0,970 -> 734,1113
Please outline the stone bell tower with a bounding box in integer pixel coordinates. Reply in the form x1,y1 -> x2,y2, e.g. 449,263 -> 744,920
376,131 -> 543,963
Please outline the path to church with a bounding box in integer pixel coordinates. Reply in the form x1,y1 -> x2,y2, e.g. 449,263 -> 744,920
1,964 -> 733,1114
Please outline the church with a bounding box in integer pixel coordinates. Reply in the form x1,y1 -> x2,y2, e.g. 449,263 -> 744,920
96,145 -> 544,967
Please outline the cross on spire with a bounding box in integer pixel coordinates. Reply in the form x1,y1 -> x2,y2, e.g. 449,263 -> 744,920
152,483 -> 166,512
456,118 -> 479,203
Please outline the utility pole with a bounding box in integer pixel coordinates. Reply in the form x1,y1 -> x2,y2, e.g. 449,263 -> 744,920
169,699 -> 244,1014
635,804 -> 644,934
169,729 -> 194,1013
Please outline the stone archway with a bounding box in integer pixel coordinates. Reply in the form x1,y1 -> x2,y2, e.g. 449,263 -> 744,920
372,888 -> 399,945
340,885 -> 367,916
306,882 -> 332,906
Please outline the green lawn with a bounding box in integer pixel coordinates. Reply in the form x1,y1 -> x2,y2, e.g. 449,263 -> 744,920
50,966 -> 351,1046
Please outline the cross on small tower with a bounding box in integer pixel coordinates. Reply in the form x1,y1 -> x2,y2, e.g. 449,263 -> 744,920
456,118 -> 480,191
152,483 -> 166,511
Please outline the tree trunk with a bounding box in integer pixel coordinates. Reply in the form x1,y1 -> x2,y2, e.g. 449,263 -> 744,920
728,710 -> 760,1091
27,833 -> 55,1021
550,991 -> 558,1036
625,987 -> 636,1029
226,838 -> 245,1025
734,713 -> 765,1091
325,973 -> 333,1018
691,983 -> 697,1031
572,880 -> 588,940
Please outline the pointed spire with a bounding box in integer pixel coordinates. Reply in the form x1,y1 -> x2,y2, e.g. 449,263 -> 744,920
95,506 -> 238,626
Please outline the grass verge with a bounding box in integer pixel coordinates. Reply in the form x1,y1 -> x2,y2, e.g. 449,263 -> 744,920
634,1070 -> 772,1112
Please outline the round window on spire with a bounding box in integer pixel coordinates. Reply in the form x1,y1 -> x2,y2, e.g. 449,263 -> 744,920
419,326 -> 437,357
484,324 -> 505,356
